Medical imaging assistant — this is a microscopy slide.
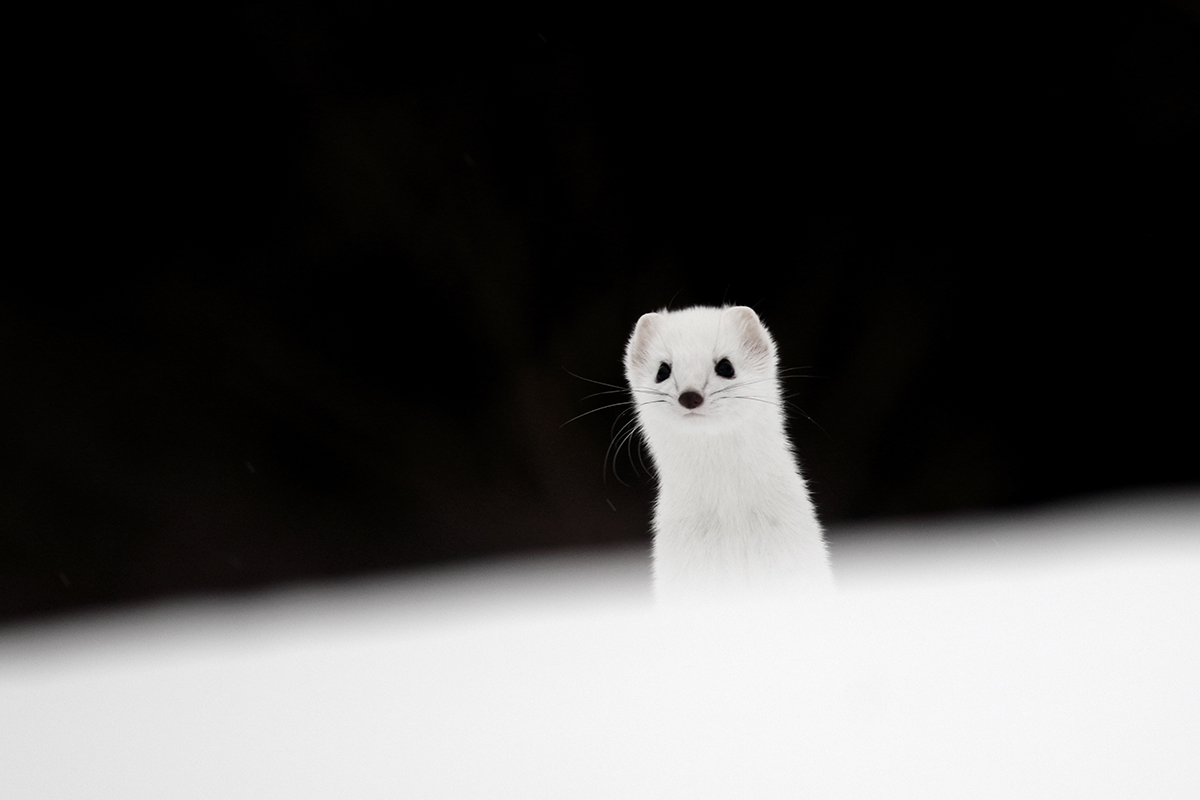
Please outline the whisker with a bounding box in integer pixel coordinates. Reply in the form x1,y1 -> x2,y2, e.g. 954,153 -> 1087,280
783,402 -> 831,439
721,395 -> 781,407
710,381 -> 832,440
606,414 -> 646,485
623,422 -> 652,480
609,405 -> 634,440
560,400 -> 634,429
580,387 -> 633,401
708,378 -> 777,398
560,366 -> 626,391
561,366 -> 651,483
604,421 -> 630,484
634,430 -> 651,477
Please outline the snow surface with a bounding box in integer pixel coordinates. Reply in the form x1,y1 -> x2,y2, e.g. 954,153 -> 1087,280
2,490 -> 1198,799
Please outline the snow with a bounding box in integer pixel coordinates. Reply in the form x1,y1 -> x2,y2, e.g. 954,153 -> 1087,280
2,490 -> 1198,798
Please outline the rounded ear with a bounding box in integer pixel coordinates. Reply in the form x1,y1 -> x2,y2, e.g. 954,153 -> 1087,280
725,306 -> 774,360
625,312 -> 661,371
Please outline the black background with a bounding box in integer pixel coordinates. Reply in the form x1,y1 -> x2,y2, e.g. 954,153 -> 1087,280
4,1 -> 1198,624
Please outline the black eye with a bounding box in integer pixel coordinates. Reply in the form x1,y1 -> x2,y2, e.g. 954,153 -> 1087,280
655,362 -> 671,383
715,358 -> 735,379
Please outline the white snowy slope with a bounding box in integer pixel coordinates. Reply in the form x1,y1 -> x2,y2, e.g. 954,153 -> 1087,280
2,489 -> 1198,799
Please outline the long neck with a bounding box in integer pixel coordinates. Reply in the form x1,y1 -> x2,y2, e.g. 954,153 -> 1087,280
649,417 -> 802,514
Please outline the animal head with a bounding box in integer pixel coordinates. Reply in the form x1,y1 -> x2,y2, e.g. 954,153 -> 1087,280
624,305 -> 780,433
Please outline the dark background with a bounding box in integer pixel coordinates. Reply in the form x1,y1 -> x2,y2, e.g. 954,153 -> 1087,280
5,1 -> 1198,625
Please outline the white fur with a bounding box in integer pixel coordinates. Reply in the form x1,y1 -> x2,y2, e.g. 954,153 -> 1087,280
624,305 -> 834,601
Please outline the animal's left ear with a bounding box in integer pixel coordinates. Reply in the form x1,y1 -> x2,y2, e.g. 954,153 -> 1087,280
725,306 -> 774,361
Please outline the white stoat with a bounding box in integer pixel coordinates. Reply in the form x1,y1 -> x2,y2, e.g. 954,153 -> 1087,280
624,305 -> 834,601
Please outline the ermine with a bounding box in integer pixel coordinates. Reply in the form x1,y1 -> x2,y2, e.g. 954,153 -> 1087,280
624,305 -> 834,601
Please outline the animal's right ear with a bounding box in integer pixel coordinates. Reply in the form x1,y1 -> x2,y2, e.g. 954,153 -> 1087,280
626,312 -> 661,370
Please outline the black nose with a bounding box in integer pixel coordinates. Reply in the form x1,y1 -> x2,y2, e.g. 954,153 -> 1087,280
679,391 -> 704,409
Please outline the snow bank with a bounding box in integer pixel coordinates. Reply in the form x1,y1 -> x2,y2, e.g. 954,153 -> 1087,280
2,490 -> 1197,798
